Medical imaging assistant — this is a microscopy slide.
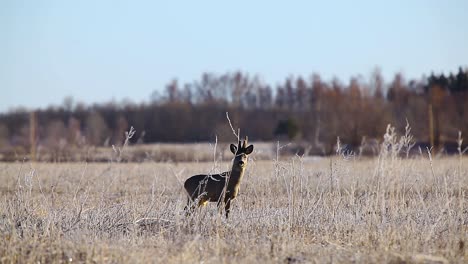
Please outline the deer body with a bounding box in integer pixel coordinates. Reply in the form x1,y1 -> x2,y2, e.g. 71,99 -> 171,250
184,138 -> 253,218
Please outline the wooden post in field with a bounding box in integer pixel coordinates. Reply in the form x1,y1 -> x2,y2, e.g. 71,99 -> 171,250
30,111 -> 37,162
428,104 -> 434,153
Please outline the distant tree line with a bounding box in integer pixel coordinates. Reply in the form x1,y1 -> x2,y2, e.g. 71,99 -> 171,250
0,67 -> 467,159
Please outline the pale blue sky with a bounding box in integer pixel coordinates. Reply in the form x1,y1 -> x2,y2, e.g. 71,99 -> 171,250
1,0 -> 467,112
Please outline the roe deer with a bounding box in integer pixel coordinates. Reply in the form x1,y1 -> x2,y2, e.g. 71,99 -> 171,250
184,137 -> 254,218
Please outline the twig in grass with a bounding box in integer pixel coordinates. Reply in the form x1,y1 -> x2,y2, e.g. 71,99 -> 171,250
424,198 -> 454,243
457,131 -> 467,180
426,147 -> 437,184
112,126 -> 136,162
306,191 -> 324,219
73,162 -> 88,202
62,203 -> 83,233
226,112 -> 239,142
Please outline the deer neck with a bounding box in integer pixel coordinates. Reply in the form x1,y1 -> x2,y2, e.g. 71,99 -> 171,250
227,164 -> 245,190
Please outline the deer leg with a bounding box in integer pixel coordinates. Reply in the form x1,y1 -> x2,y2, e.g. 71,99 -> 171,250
184,198 -> 188,212
216,197 -> 225,215
224,197 -> 232,218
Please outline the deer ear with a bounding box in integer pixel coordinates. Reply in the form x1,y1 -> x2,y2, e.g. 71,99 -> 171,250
245,145 -> 254,155
230,144 -> 237,154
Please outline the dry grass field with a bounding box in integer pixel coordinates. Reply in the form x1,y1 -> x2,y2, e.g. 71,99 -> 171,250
0,150 -> 467,263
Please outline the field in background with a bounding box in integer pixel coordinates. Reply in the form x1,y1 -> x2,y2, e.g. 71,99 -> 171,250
0,141 -> 278,162
0,152 -> 467,263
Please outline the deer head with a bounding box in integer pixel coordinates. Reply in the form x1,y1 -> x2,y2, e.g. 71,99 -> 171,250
230,136 -> 254,170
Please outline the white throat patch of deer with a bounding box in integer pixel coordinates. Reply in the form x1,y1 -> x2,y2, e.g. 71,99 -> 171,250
184,137 -> 254,218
